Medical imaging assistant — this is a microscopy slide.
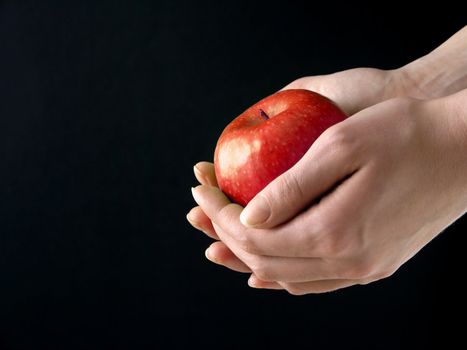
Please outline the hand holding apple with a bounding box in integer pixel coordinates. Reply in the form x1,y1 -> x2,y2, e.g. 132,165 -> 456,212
190,89 -> 467,294
189,27 -> 467,293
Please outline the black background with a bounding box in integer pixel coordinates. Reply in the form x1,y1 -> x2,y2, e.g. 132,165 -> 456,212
0,1 -> 465,349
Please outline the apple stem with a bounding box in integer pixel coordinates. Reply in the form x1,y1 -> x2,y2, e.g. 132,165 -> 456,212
259,109 -> 270,120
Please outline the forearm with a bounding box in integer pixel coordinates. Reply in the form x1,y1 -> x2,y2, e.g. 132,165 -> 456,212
396,26 -> 467,99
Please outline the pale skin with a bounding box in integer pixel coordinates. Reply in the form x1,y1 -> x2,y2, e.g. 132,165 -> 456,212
187,26 -> 467,294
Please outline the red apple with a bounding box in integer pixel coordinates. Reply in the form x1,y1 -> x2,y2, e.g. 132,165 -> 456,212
214,89 -> 348,206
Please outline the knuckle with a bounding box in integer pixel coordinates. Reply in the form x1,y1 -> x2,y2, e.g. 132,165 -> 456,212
275,173 -> 304,207
321,124 -> 359,158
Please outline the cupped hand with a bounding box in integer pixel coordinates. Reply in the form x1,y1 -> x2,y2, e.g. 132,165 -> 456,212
187,67 -> 407,284
188,28 -> 467,293
189,91 -> 467,294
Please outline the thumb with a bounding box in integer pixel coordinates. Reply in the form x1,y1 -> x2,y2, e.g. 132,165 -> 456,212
239,130 -> 359,228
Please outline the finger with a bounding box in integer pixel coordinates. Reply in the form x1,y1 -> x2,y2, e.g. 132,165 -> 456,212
205,241 -> 251,273
248,275 -> 283,290
210,220 -> 347,282
279,279 -> 358,295
240,124 -> 360,229
280,70 -> 389,115
192,185 -> 324,258
186,206 -> 219,240
281,76 -> 353,113
191,185 -> 300,257
194,162 -> 218,187
191,184 -> 243,233
248,256 -> 345,283
248,275 -> 358,294
280,76 -> 324,91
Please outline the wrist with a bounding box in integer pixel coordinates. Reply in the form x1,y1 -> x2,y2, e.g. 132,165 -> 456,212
423,89 -> 467,211
441,88 -> 467,145
393,26 -> 467,100
427,89 -> 467,182
444,89 -> 467,211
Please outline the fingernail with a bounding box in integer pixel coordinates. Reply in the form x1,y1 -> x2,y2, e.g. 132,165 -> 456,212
186,211 -> 198,226
191,187 -> 204,207
205,247 -> 215,262
240,196 -> 270,227
191,186 -> 197,199
193,164 -> 203,181
186,211 -> 208,234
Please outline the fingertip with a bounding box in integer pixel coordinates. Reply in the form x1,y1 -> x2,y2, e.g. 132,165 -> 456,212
248,274 -> 267,288
186,209 -> 196,224
239,210 -> 249,227
193,164 -> 204,183
239,196 -> 271,228
191,185 -> 203,201
206,242 -> 222,261
192,185 -> 234,209
248,275 -> 284,290
195,161 -> 213,168
247,275 -> 257,288
186,208 -> 204,229
205,246 -> 216,262
195,161 -> 218,187
205,242 -> 233,264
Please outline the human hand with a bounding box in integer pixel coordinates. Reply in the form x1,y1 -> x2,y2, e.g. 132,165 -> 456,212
187,66 -> 403,237
187,27 -> 467,293
190,90 -> 467,294
187,67 -> 403,275
186,65 -> 418,285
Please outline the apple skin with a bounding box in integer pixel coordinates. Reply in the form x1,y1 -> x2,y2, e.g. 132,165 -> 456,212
214,89 -> 348,206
